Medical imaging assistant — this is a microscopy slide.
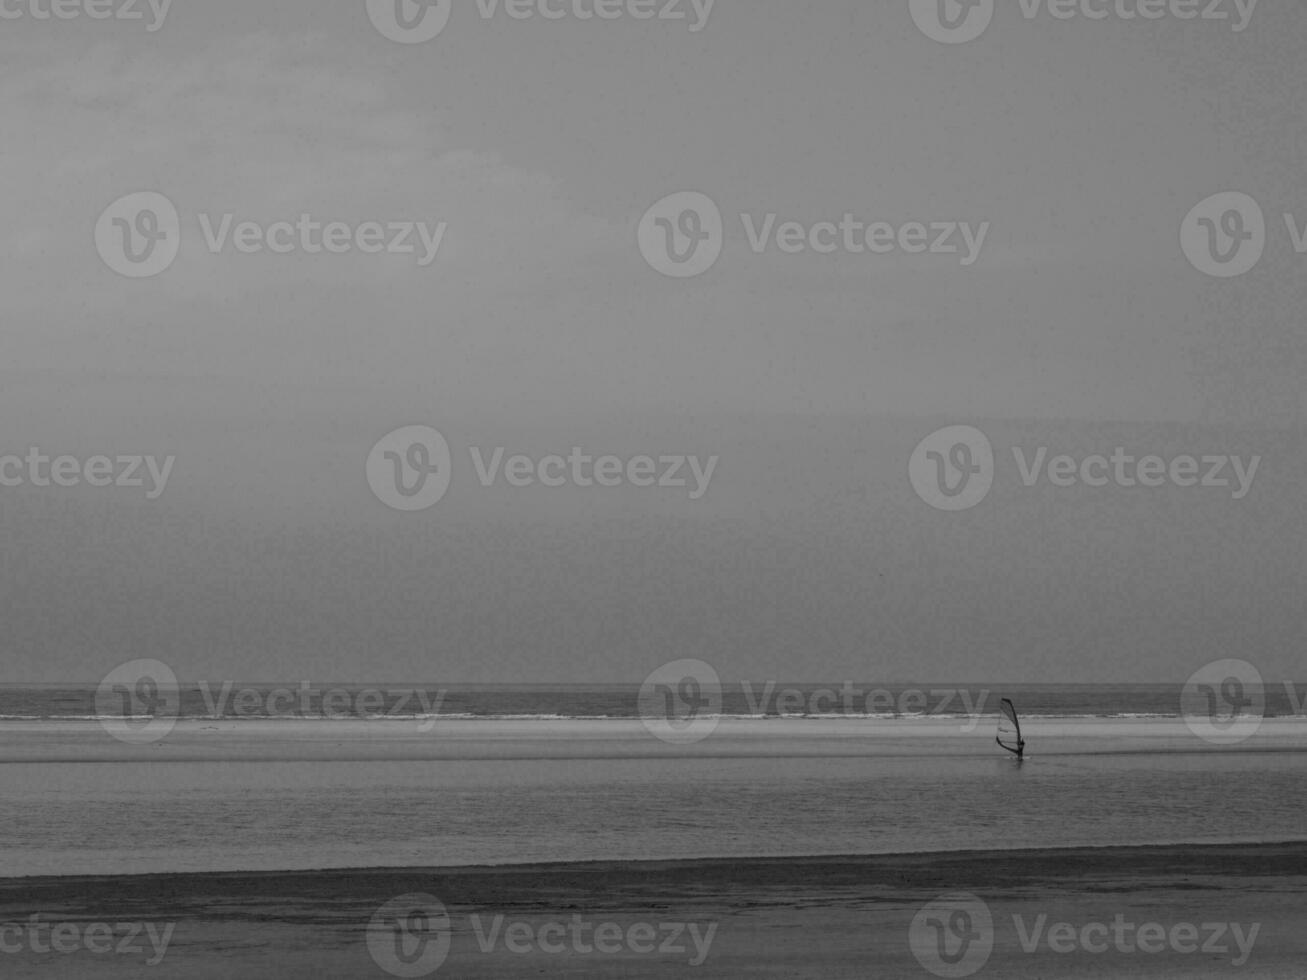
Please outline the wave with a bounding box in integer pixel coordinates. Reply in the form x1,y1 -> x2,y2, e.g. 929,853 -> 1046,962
0,711 -> 1220,722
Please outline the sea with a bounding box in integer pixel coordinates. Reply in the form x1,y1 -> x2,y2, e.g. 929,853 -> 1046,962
5,680 -> 1307,722
2,682 -> 1305,879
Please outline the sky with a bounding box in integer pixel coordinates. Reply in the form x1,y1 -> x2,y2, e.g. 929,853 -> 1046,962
2,0 -> 1305,683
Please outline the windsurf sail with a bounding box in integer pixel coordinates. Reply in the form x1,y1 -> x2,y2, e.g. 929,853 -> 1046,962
996,698 -> 1024,757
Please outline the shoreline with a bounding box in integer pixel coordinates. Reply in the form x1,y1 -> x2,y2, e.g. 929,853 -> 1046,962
4,842 -> 1307,977
6,838 -> 1307,886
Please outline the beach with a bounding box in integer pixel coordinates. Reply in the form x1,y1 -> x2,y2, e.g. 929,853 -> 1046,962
5,715 -> 1307,880
5,712 -> 1305,976
8,0 -> 1307,974
3,843 -> 1306,978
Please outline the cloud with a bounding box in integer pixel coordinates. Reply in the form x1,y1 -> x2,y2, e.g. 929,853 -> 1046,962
2,31 -> 619,321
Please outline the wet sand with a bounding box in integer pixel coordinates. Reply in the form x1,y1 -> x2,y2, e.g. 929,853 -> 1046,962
2,842 -> 1306,978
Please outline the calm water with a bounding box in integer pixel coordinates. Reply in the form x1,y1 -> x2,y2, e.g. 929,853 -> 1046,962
4,682 -> 1304,878
3,746 -> 1305,878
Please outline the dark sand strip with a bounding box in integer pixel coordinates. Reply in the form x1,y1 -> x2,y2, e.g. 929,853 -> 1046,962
3,843 -> 1306,978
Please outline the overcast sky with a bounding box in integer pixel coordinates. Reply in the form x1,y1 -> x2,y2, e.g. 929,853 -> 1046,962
3,0 -> 1305,683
